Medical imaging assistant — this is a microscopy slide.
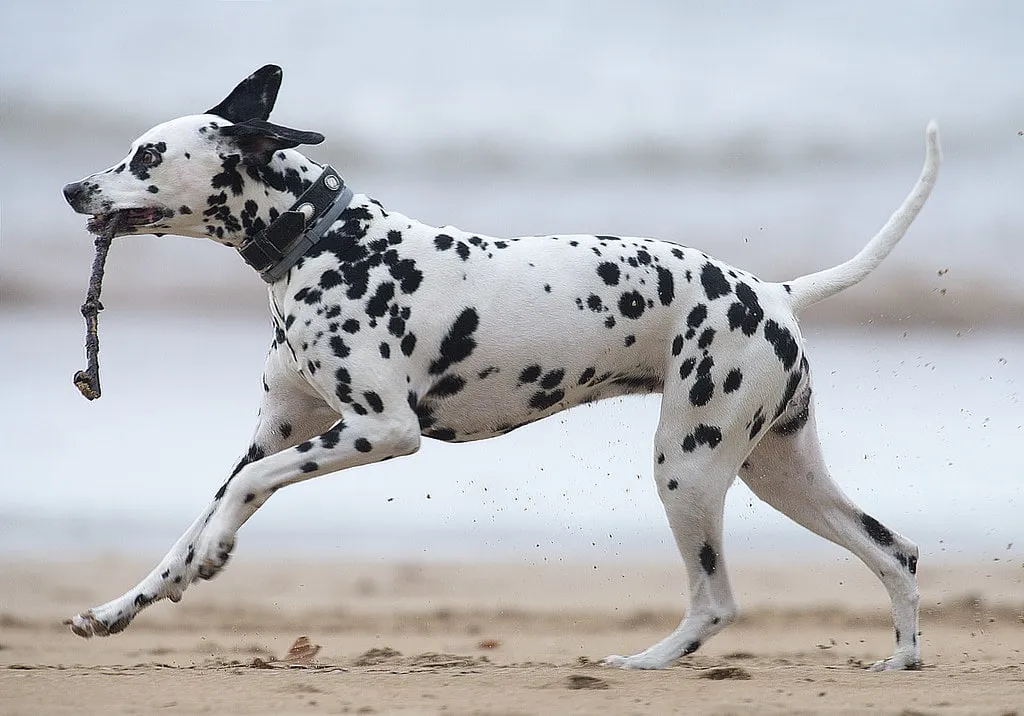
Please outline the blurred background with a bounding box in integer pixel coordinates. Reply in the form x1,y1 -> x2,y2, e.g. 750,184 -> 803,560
0,1 -> 1020,566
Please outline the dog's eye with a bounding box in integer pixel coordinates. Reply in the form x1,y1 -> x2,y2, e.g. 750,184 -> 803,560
140,149 -> 160,166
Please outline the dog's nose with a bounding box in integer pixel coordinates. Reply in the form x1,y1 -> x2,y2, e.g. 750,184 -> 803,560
62,182 -> 86,208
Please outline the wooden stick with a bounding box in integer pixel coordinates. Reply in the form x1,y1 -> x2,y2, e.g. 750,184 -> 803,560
73,215 -> 121,400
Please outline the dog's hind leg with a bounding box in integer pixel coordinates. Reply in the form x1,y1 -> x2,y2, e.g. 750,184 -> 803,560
738,383 -> 921,671
605,406 -> 747,669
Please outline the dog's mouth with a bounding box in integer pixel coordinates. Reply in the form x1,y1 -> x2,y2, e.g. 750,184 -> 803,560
87,207 -> 166,235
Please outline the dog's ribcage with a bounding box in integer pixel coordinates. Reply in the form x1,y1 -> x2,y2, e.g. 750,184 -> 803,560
270,198 -> 804,446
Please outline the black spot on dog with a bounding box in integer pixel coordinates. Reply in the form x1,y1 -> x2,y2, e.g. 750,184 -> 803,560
390,258 -> 423,293
624,334 -> 636,347
540,369 -> 565,390
748,409 -> 766,441
212,153 -> 245,196
520,365 -> 542,384
657,453 -> 665,464
689,375 -> 714,406
723,369 -> 743,393
597,262 -> 620,286
400,333 -> 417,356
586,294 -> 604,312
604,316 -> 616,329
297,440 -> 314,453
429,374 -> 466,398
426,427 -> 457,442
147,185 -> 159,194
529,389 -> 565,411
363,391 -> 385,413
764,320 -> 799,370
319,269 -> 343,289
861,513 -> 895,546
294,286 -> 323,305
429,308 -> 479,375
434,234 -> 454,251
278,422 -> 293,439
679,357 -> 696,380
618,291 -> 645,319
329,335 -> 350,359
656,266 -> 675,306
701,263 -> 731,300
671,335 -> 685,356
354,438 -> 373,453
697,328 -> 715,350
579,367 -> 596,385
379,342 -> 391,359
300,461 -> 319,473
388,315 -> 406,337
321,423 -> 345,449
342,319 -> 361,334
682,424 -> 723,452
367,281 -> 396,318
667,479 -> 678,490
700,543 -> 717,575
687,303 -> 708,328
726,282 -> 764,336
694,424 -> 723,449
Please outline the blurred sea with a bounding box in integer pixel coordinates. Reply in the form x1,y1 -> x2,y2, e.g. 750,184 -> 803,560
0,1 -> 1020,563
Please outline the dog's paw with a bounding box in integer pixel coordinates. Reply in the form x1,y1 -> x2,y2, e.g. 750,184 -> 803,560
64,609 -> 131,638
195,534 -> 236,581
602,653 -> 669,670
867,654 -> 922,672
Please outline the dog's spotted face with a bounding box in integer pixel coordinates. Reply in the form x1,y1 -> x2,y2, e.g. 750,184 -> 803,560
63,64 -> 324,248
64,115 -> 247,240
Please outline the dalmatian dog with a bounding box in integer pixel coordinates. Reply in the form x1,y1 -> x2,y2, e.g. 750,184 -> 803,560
62,65 -> 941,671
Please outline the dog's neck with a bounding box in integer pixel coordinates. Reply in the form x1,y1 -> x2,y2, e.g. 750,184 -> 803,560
203,148 -> 326,249
238,163 -> 353,283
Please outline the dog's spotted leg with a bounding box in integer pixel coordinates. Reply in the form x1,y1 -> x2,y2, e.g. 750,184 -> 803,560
604,414 -> 746,669
192,410 -> 421,580
739,389 -> 921,671
66,361 -> 339,638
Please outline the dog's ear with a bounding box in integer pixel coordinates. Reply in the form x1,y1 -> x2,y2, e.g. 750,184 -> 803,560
207,65 -> 283,122
220,118 -> 325,165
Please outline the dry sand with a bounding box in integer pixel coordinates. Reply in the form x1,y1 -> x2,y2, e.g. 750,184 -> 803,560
1,556 -> 1022,715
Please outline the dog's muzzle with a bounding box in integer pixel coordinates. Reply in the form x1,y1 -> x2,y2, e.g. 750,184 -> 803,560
62,181 -> 91,212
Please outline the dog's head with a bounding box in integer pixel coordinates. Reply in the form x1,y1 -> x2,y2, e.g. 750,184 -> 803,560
62,65 -> 326,246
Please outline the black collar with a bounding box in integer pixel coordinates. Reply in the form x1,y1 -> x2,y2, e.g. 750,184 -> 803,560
238,165 -> 354,283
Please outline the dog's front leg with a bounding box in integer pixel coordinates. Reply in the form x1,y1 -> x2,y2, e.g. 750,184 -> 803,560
66,362 -> 340,638
192,410 -> 421,582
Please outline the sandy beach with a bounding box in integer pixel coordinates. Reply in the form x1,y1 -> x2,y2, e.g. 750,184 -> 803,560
1,557 -> 1021,715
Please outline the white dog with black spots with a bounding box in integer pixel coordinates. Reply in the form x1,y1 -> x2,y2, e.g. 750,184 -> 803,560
62,65 -> 941,671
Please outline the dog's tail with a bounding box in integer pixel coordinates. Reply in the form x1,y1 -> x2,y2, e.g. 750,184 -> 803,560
783,121 -> 942,313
